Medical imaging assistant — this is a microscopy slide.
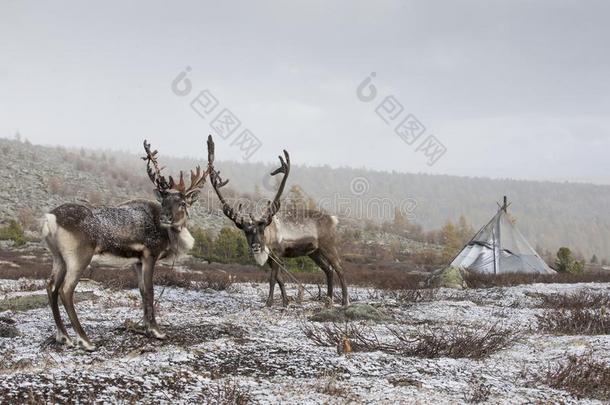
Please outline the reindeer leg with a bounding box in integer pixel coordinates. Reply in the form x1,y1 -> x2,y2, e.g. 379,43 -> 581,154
309,252 -> 334,305
60,249 -> 95,351
47,251 -> 71,346
142,257 -> 166,339
133,261 -> 148,334
272,260 -> 289,307
323,249 -> 349,306
266,259 -> 278,307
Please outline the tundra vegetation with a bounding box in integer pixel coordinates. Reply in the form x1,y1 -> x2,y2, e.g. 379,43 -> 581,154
1,137 -> 610,402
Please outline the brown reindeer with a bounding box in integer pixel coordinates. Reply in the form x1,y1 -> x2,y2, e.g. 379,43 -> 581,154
42,140 -> 210,350
207,136 -> 349,307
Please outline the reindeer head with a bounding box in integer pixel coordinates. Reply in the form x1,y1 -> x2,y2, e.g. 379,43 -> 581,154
143,140 -> 208,229
207,135 -> 290,265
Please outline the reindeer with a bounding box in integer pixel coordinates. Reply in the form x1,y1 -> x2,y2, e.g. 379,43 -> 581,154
42,140 -> 210,350
207,136 -> 349,307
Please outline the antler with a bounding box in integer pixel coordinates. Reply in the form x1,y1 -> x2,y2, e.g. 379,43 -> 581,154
207,135 -> 245,229
143,140 -> 208,198
170,165 -> 208,196
207,135 -> 290,227
142,140 -> 171,192
263,150 -> 290,224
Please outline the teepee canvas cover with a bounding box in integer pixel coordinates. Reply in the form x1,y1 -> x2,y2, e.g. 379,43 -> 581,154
449,198 -> 555,275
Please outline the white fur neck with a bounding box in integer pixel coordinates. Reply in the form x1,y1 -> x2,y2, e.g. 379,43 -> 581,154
253,246 -> 270,266
169,226 -> 195,256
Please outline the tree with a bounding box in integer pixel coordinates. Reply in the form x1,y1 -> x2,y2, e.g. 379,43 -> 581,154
213,228 -> 239,262
441,220 -> 461,261
591,254 -> 599,264
393,207 -> 408,231
286,256 -> 317,273
555,247 -> 584,274
555,247 -> 574,273
191,227 -> 214,260
572,260 -> 584,274
456,215 -> 474,245
287,185 -> 316,211
212,227 -> 251,264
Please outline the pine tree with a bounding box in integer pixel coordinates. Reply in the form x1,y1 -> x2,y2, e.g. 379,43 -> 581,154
555,247 -> 583,274
555,247 -> 574,273
190,227 -> 214,259
441,220 -> 461,261
456,215 -> 474,245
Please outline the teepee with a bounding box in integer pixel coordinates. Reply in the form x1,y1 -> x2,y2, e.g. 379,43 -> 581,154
449,197 -> 555,275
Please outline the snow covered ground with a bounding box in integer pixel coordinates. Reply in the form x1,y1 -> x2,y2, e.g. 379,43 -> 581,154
1,278 -> 610,404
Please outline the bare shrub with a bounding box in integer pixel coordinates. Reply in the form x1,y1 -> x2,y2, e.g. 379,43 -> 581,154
301,322 -> 388,353
538,290 -> 610,310
17,207 -> 38,231
388,323 -> 519,360
464,271 -> 610,288
87,191 -> 105,206
192,273 -> 235,291
542,354 -> 610,401
537,308 -> 610,335
74,158 -> 95,172
316,377 -> 353,399
211,379 -> 251,405
464,376 -> 492,403
154,271 -> 191,289
301,322 -> 518,359
47,176 -> 70,196
87,265 -> 234,292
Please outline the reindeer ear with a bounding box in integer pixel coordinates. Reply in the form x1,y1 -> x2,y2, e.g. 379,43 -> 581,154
185,189 -> 201,205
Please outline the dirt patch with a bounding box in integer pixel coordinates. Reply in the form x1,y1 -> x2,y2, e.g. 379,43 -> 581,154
0,292 -> 97,312
192,342 -> 350,378
43,321 -> 249,358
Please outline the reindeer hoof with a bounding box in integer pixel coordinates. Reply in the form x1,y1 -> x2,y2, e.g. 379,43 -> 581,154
265,299 -> 273,307
148,327 -> 166,340
282,300 -> 289,308
76,337 -> 96,352
55,332 -> 72,346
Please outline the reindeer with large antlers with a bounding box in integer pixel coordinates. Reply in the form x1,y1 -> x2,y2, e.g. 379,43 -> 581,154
42,140 -> 210,351
207,136 -> 349,307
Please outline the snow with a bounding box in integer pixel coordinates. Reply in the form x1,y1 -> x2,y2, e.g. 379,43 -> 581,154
1,280 -> 609,403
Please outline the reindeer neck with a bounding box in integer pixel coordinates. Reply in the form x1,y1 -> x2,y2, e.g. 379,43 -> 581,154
165,223 -> 194,258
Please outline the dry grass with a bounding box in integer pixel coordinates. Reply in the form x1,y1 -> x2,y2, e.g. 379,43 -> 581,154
537,308 -> 610,335
365,288 -> 437,304
301,322 -> 518,359
86,266 -> 236,292
301,322 -> 386,353
464,376 -> 492,403
537,290 -> 610,309
464,271 -> 610,288
212,380 -> 251,405
388,323 -> 519,360
541,354 -> 610,401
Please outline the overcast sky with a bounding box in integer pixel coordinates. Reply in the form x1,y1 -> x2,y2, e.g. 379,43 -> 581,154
1,0 -> 609,184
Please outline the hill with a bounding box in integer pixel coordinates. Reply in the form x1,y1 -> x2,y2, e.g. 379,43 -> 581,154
0,137 -> 608,262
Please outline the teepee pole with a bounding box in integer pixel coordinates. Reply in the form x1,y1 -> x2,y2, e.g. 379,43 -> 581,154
492,225 -> 497,275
